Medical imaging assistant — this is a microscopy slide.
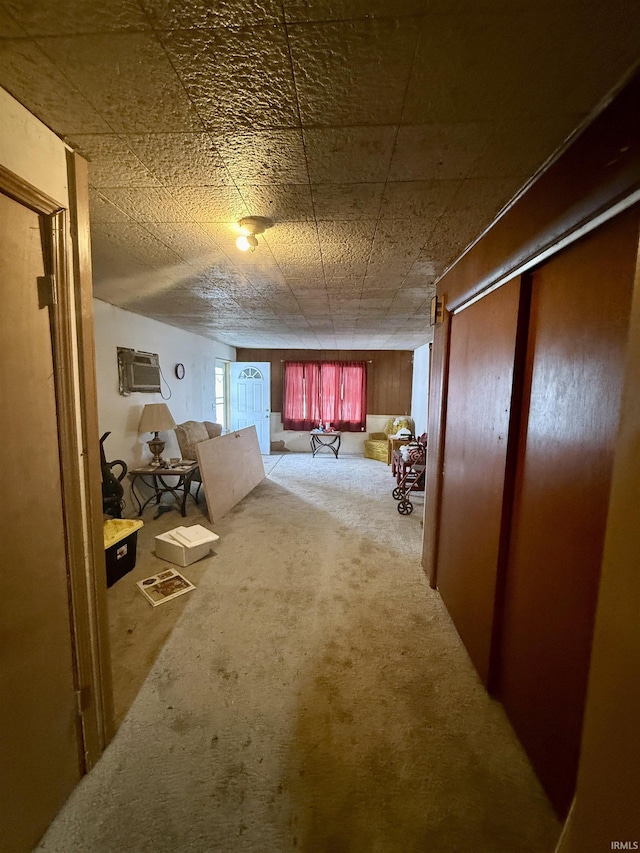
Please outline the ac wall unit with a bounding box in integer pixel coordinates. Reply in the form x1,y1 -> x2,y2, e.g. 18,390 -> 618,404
117,347 -> 161,394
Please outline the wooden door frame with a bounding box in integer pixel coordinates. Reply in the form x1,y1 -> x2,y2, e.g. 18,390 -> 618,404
0,161 -> 113,769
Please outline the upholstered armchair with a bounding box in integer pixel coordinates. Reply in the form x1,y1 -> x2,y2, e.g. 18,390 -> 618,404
363,417 -> 414,462
174,420 -> 222,462
174,420 -> 223,500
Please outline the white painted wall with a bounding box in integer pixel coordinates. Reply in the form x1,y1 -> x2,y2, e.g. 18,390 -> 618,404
93,300 -> 235,510
411,343 -> 431,437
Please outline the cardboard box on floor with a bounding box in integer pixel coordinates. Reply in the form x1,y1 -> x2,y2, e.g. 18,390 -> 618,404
155,524 -> 219,567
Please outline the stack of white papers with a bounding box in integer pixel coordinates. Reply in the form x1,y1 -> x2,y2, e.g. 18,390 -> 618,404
166,524 -> 219,548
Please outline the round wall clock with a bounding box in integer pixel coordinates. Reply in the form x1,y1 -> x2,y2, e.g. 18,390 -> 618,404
174,363 -> 185,380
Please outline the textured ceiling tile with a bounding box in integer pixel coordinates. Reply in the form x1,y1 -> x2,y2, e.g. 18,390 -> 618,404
402,14 -> 534,124
369,220 -> 424,267
92,273 -> 163,307
279,262 -> 325,280
393,285 -> 433,300
404,8 -> 640,125
270,244 -> 323,266
472,113 -> 585,179
303,127 -> 397,184
232,246 -> 278,267
324,269 -> 364,283
89,189 -> 136,224
171,275 -> 228,299
242,267 -> 289,286
95,267 -> 183,306
1,1 -> 636,350
141,222 -> 227,265
289,19 -> 421,126
298,307 -> 333,321
0,38 -> 112,133
400,277 -> 438,296
328,295 -> 361,306
379,180 -> 461,221
213,130 -> 308,185
312,183 -> 384,220
188,270 -> 250,295
123,133 -> 232,186
141,0 -> 283,29
35,32 -> 203,133
70,134 -> 162,188
230,265 -> 281,288
363,271 -> 410,288
93,222 -> 187,270
1,0 -> 150,36
284,316 -> 313,328
389,122 -> 494,181
263,222 -> 320,249
238,184 -> 315,222
129,288 -> 204,316
169,185 -> 249,222
284,1 -> 427,23
449,175 -> 526,219
161,26 -> 299,131
287,282 -> 328,295
360,288 -> 400,301
0,5 -> 28,37
91,238 -> 153,284
423,178 -> 520,262
320,241 -> 371,266
323,262 -> 367,281
508,4 -> 640,118
360,297 -> 394,309
316,220 -> 377,243
97,186 -> 190,222
407,257 -> 440,278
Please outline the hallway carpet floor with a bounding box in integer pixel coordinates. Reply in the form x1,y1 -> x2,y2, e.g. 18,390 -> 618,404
38,454 -> 560,852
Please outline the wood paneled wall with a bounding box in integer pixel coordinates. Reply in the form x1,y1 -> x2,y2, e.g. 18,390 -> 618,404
235,349 -> 413,416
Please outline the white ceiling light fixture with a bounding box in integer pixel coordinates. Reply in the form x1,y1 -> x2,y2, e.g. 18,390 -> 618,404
236,216 -> 273,252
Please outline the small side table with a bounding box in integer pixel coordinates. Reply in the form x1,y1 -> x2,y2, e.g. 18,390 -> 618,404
387,435 -> 411,465
310,430 -> 342,458
129,463 -> 199,518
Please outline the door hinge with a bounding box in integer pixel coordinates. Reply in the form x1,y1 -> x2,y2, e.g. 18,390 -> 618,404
75,685 -> 91,715
37,274 -> 57,308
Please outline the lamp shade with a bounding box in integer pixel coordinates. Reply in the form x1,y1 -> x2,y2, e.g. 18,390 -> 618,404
138,403 -> 177,434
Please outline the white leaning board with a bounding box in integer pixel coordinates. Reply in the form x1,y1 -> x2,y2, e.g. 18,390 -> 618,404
196,425 -> 266,522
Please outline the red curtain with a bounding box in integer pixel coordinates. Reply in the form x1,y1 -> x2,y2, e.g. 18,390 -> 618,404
282,362 -> 307,430
282,361 -> 367,431
338,362 -> 367,431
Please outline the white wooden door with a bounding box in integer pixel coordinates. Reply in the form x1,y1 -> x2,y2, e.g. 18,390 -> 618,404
230,362 -> 271,454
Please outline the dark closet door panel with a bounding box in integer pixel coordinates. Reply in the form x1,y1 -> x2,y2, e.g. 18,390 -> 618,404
497,209 -> 639,817
437,277 -> 522,685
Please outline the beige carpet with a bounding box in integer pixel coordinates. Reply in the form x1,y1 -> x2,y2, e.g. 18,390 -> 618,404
38,454 -> 560,852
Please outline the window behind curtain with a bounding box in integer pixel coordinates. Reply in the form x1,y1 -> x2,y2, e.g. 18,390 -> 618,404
214,359 -> 230,431
282,361 -> 366,431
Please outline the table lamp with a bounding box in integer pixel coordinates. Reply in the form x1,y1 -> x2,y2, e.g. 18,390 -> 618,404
138,403 -> 177,467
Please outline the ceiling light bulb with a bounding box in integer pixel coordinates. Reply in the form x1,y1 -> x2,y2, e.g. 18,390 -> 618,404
236,234 -> 258,252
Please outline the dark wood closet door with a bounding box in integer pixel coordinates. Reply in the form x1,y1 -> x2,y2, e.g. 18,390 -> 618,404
496,208 -> 639,817
437,277 -> 522,686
